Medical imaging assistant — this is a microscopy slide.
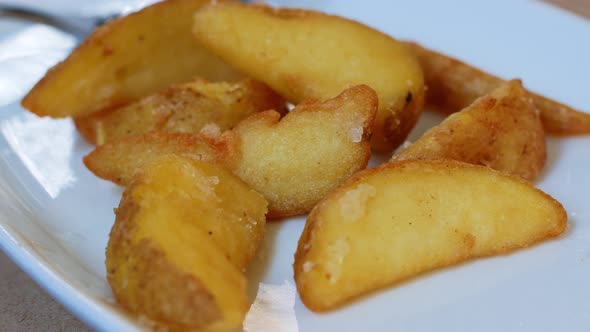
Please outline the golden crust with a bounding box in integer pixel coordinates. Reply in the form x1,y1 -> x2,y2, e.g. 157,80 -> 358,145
106,156 -> 266,330
108,179 -> 224,330
294,159 -> 567,311
85,85 -> 376,218
22,0 -> 240,118
74,78 -> 285,145
83,131 -> 234,185
393,80 -> 546,181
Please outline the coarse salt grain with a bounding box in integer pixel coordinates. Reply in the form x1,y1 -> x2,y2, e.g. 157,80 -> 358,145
348,127 -> 363,143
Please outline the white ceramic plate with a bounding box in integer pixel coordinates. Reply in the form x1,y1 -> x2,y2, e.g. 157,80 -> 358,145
1,1 -> 589,331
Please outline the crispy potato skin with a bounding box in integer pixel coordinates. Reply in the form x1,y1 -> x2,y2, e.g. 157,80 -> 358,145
294,160 -> 567,312
406,41 -> 590,135
84,131 -> 234,185
75,78 -> 286,145
193,2 -> 424,151
107,156 -> 267,330
22,0 -> 241,118
85,85 -> 376,218
393,80 -> 546,181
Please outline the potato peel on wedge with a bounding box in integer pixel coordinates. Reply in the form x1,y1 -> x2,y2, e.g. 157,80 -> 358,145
107,155 -> 267,331
294,160 -> 567,311
393,80 -> 546,181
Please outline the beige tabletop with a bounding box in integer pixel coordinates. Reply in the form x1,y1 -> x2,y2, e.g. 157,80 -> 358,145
0,1 -> 588,331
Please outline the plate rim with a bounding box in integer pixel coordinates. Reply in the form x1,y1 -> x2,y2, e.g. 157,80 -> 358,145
0,1 -> 589,331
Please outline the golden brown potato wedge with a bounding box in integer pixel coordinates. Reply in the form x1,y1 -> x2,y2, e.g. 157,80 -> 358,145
86,85 -> 377,218
84,131 -> 232,185
405,41 -> 590,135
22,0 -> 241,118
107,155 -> 267,330
193,2 -> 424,151
294,159 -> 567,312
74,78 -> 286,145
392,80 -> 546,181
228,85 -> 376,217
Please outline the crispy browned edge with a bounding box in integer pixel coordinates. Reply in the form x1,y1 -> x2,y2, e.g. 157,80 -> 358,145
84,85 -> 374,219
294,159 -> 568,312
393,80 -> 547,181
107,181 -> 222,330
73,78 -> 287,145
405,41 -> 590,135
83,131 -> 236,186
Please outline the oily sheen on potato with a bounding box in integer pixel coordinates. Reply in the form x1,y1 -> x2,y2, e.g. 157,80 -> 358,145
75,79 -> 285,145
22,0 -> 240,118
294,160 -> 567,312
405,41 -> 590,135
85,85 -> 377,218
193,2 -> 424,151
393,80 -> 546,181
106,155 -> 267,331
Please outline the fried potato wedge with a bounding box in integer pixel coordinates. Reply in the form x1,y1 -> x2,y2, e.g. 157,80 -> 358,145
86,85 -> 377,217
294,160 -> 567,311
107,155 -> 267,330
193,2 -> 424,151
405,41 -> 590,135
393,80 -> 546,181
84,131 -> 232,185
22,0 -> 241,118
228,85 -> 376,217
75,78 -> 286,145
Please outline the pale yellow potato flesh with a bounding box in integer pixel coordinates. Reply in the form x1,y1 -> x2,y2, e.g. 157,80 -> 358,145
294,160 -> 567,312
22,0 -> 241,118
405,41 -> 590,135
107,155 -> 267,331
75,78 -> 285,145
193,2 -> 424,151
393,80 -> 546,181
85,85 -> 377,218
228,85 -> 376,217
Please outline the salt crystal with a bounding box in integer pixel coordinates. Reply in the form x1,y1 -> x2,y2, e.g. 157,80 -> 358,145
208,176 -> 219,185
339,183 -> 377,222
348,127 -> 363,143
302,261 -> 315,272
200,123 -> 221,137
